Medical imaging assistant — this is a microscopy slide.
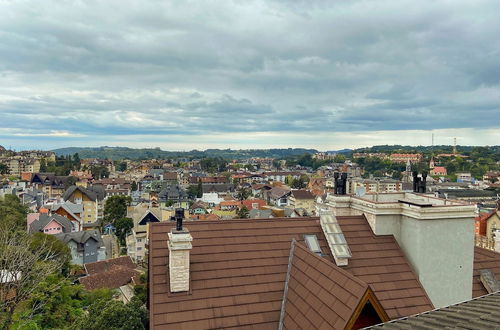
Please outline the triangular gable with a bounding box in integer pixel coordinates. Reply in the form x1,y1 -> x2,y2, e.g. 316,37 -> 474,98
138,210 -> 161,226
53,204 -> 81,222
279,240 -> 388,330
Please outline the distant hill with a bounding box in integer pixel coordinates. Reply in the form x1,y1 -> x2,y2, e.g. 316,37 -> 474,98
327,149 -> 352,154
52,146 -> 319,160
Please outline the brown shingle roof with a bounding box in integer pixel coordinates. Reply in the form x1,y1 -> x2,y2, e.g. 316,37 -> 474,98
80,266 -> 139,291
368,292 -> 500,329
80,256 -> 139,291
281,241 -> 371,330
149,216 -> 432,329
149,217 -> 332,329
338,216 -> 434,320
84,256 -> 135,275
291,189 -> 315,200
473,247 -> 500,297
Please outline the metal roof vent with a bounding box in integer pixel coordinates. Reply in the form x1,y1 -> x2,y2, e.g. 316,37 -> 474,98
320,212 -> 351,266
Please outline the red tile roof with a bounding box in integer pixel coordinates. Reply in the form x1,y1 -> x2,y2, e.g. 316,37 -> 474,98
149,216 -> 432,329
473,247 -> 500,297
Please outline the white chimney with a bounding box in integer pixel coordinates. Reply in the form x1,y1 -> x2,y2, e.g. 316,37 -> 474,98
494,230 -> 500,254
168,229 -> 193,293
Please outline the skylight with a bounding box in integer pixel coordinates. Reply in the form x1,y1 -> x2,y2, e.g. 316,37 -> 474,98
320,212 -> 352,265
304,234 -> 322,255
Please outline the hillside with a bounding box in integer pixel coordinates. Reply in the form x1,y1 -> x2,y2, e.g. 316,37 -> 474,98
51,146 -> 319,160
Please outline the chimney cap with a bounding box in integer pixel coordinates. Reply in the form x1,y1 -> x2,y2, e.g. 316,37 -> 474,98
175,208 -> 185,232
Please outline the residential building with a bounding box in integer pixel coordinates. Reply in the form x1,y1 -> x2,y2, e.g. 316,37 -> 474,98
28,213 -> 74,235
93,178 -> 131,197
62,185 -> 105,228
55,229 -> 106,265
198,192 -> 224,206
31,173 -> 71,199
265,186 -> 291,206
188,176 -> 228,184
349,177 -> 403,194
126,205 -> 162,262
319,192 -> 477,308
79,256 -> 139,302
429,166 -> 447,176
389,153 -> 423,163
148,214 -> 434,328
47,201 -> 84,231
353,153 -> 389,159
484,209 -> 500,241
457,172 -> 473,182
483,171 -> 500,183
288,189 -> 316,214
264,171 -> 301,183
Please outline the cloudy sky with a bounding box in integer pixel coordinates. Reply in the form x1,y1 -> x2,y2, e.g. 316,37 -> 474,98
0,0 -> 499,151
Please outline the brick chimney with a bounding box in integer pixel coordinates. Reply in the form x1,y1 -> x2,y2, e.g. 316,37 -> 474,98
168,208 -> 192,293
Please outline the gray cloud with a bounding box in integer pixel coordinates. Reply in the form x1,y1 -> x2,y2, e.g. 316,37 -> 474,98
0,0 -> 499,149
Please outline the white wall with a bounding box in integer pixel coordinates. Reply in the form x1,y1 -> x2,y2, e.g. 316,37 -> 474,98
399,216 -> 474,307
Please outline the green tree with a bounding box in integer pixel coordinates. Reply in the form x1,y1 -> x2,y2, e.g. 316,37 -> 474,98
114,217 -> 133,246
291,177 -> 305,189
197,180 -> 203,198
187,185 -> 199,199
73,153 -> 81,170
237,206 -> 249,219
104,196 -> 132,225
236,188 -> 251,201
39,159 -> 47,172
133,273 -> 148,305
0,194 -> 28,231
74,298 -> 148,330
0,163 -> 9,175
131,181 -> 138,191
20,275 -> 84,329
64,176 -> 78,190
333,154 -> 346,163
90,165 -> 110,179
117,161 -> 127,172
0,230 -> 67,329
29,233 -> 71,276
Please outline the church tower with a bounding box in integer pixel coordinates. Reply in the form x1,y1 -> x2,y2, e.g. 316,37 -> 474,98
429,157 -> 435,169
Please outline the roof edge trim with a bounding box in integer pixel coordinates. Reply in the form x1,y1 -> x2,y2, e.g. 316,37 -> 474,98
278,238 -> 297,330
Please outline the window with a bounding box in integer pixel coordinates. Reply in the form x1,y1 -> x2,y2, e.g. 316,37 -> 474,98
137,238 -> 142,243
304,235 -> 322,255
137,247 -> 142,251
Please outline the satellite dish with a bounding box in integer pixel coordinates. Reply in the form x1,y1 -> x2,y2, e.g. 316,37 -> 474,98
355,187 -> 366,197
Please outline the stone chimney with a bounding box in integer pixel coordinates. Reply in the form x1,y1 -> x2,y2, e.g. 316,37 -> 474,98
168,208 -> 193,293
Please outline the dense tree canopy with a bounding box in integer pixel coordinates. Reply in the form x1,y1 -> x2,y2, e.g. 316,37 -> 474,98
0,195 -> 28,231
104,195 -> 132,225
114,217 -> 134,246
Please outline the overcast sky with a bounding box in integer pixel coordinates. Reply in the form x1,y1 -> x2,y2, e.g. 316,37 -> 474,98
0,0 -> 499,151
